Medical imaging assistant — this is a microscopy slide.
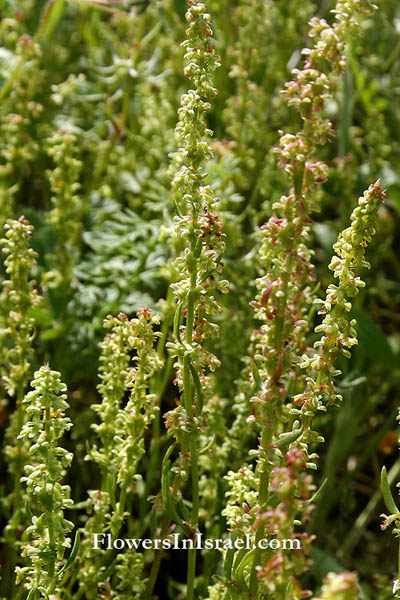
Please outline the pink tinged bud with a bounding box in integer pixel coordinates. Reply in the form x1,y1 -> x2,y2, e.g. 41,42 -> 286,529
261,279 -> 280,307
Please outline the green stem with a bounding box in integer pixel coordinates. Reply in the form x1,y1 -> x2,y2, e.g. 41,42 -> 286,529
145,461 -> 184,600
138,357 -> 172,536
339,61 -> 353,157
339,459 -> 400,559
45,406 -> 57,592
13,384 -> 25,514
139,291 -> 175,531
5,383 -> 27,595
145,513 -> 170,598
248,426 -> 273,596
183,261 -> 199,600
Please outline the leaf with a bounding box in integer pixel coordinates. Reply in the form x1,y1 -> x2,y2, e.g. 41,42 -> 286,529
381,466 -> 399,515
307,478 -> 328,505
118,171 -> 142,194
250,360 -> 262,391
161,443 -> 188,534
235,548 -> 255,592
121,291 -> 156,313
311,547 -> 343,579
59,530 -> 81,576
351,309 -> 397,367
42,0 -> 66,42
189,362 -> 204,416
275,428 -> 302,449
40,323 -> 69,342
224,530 -> 239,582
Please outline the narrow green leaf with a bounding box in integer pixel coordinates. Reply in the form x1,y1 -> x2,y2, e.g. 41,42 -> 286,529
41,0 -> 66,41
381,466 -> 399,515
173,303 -> 183,344
274,428 -> 302,449
189,363 -> 204,415
250,360 -> 262,391
199,434 -> 215,455
161,443 -> 188,534
308,478 -> 328,505
59,530 -> 80,576
235,549 -> 255,592
351,309 -> 397,366
223,530 -> 239,582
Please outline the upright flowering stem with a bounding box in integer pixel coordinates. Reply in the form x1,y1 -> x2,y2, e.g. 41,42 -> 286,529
45,130 -> 83,295
286,182 -> 384,593
242,0 -> 377,595
79,310 -> 162,599
15,366 -> 74,599
294,183 -> 386,427
78,314 -> 135,598
0,217 -> 42,588
164,2 -> 225,599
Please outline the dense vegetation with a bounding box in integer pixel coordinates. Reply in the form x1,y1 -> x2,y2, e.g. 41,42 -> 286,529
0,0 -> 399,598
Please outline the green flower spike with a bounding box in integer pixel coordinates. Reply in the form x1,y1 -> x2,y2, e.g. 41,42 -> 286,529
16,366 -> 74,600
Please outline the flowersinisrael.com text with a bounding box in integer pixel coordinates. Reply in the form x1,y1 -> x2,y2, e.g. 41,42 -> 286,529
93,533 -> 302,552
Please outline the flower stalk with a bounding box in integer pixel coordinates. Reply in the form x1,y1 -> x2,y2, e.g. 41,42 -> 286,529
1,217 -> 42,589
78,310 -> 162,598
162,2 -> 226,598
15,366 -> 74,599
246,1 -> 377,595
294,182 -> 386,448
206,0 -> 379,596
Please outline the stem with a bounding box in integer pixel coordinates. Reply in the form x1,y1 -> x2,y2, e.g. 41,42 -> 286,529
138,358 -> 173,535
146,262 -> 200,597
183,251 -> 200,600
248,427 -> 273,595
339,459 -> 400,559
187,434 -> 199,600
145,463 -> 184,600
45,405 -> 57,591
339,61 -> 353,157
139,290 -> 175,531
145,513 -> 170,598
13,384 -> 25,514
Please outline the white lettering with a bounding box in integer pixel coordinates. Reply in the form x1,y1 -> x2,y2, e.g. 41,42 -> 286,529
93,533 -> 105,549
281,538 -> 300,550
125,538 -> 141,550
